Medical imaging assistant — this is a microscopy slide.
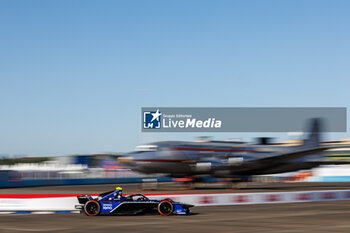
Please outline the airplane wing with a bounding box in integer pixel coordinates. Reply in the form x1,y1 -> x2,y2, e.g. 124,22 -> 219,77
248,147 -> 329,167
223,146 -> 330,173
305,160 -> 350,166
225,118 -> 350,174
224,144 -> 350,174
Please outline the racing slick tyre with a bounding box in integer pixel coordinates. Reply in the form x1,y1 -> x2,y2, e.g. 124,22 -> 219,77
163,198 -> 173,202
84,200 -> 101,216
158,200 -> 174,216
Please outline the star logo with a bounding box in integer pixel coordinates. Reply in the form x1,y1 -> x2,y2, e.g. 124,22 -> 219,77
143,109 -> 162,129
151,109 -> 162,122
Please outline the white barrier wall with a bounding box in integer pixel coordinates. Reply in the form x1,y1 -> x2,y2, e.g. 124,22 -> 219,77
0,197 -> 79,212
151,190 -> 350,206
1,190 -> 350,212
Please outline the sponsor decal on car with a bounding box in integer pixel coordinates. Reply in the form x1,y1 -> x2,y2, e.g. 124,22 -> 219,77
103,204 -> 113,210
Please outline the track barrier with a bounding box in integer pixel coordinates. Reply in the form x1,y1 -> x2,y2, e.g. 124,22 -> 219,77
1,190 -> 350,213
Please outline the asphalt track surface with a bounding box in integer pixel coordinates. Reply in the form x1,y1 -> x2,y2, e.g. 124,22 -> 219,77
1,201 -> 350,233
1,183 -> 350,232
1,182 -> 350,194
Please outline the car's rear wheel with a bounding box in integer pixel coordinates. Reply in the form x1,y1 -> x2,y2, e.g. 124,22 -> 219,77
158,200 -> 174,216
84,200 -> 100,216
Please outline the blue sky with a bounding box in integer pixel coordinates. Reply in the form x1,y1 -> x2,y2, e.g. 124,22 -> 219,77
0,0 -> 350,156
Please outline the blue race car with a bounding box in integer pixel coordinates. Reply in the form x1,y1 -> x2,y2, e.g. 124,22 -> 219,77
75,187 -> 194,216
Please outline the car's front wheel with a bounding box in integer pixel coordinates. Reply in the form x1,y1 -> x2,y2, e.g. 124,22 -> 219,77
158,200 -> 174,216
84,200 -> 101,216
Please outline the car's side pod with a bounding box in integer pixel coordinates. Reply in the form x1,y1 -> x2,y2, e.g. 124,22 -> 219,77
77,195 -> 93,205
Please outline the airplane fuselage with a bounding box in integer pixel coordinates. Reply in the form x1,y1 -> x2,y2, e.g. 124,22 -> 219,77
120,140 -> 322,177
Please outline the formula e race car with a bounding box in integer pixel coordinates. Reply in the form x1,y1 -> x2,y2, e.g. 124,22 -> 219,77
75,187 -> 194,216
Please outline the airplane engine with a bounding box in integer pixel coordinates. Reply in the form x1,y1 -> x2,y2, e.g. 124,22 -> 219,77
194,162 -> 212,172
228,157 -> 244,165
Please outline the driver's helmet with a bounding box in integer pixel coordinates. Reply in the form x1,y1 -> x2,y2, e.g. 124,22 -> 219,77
115,187 -> 123,199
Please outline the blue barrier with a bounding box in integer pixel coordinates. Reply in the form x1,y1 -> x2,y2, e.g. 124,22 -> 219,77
0,177 -> 172,189
317,176 -> 350,182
